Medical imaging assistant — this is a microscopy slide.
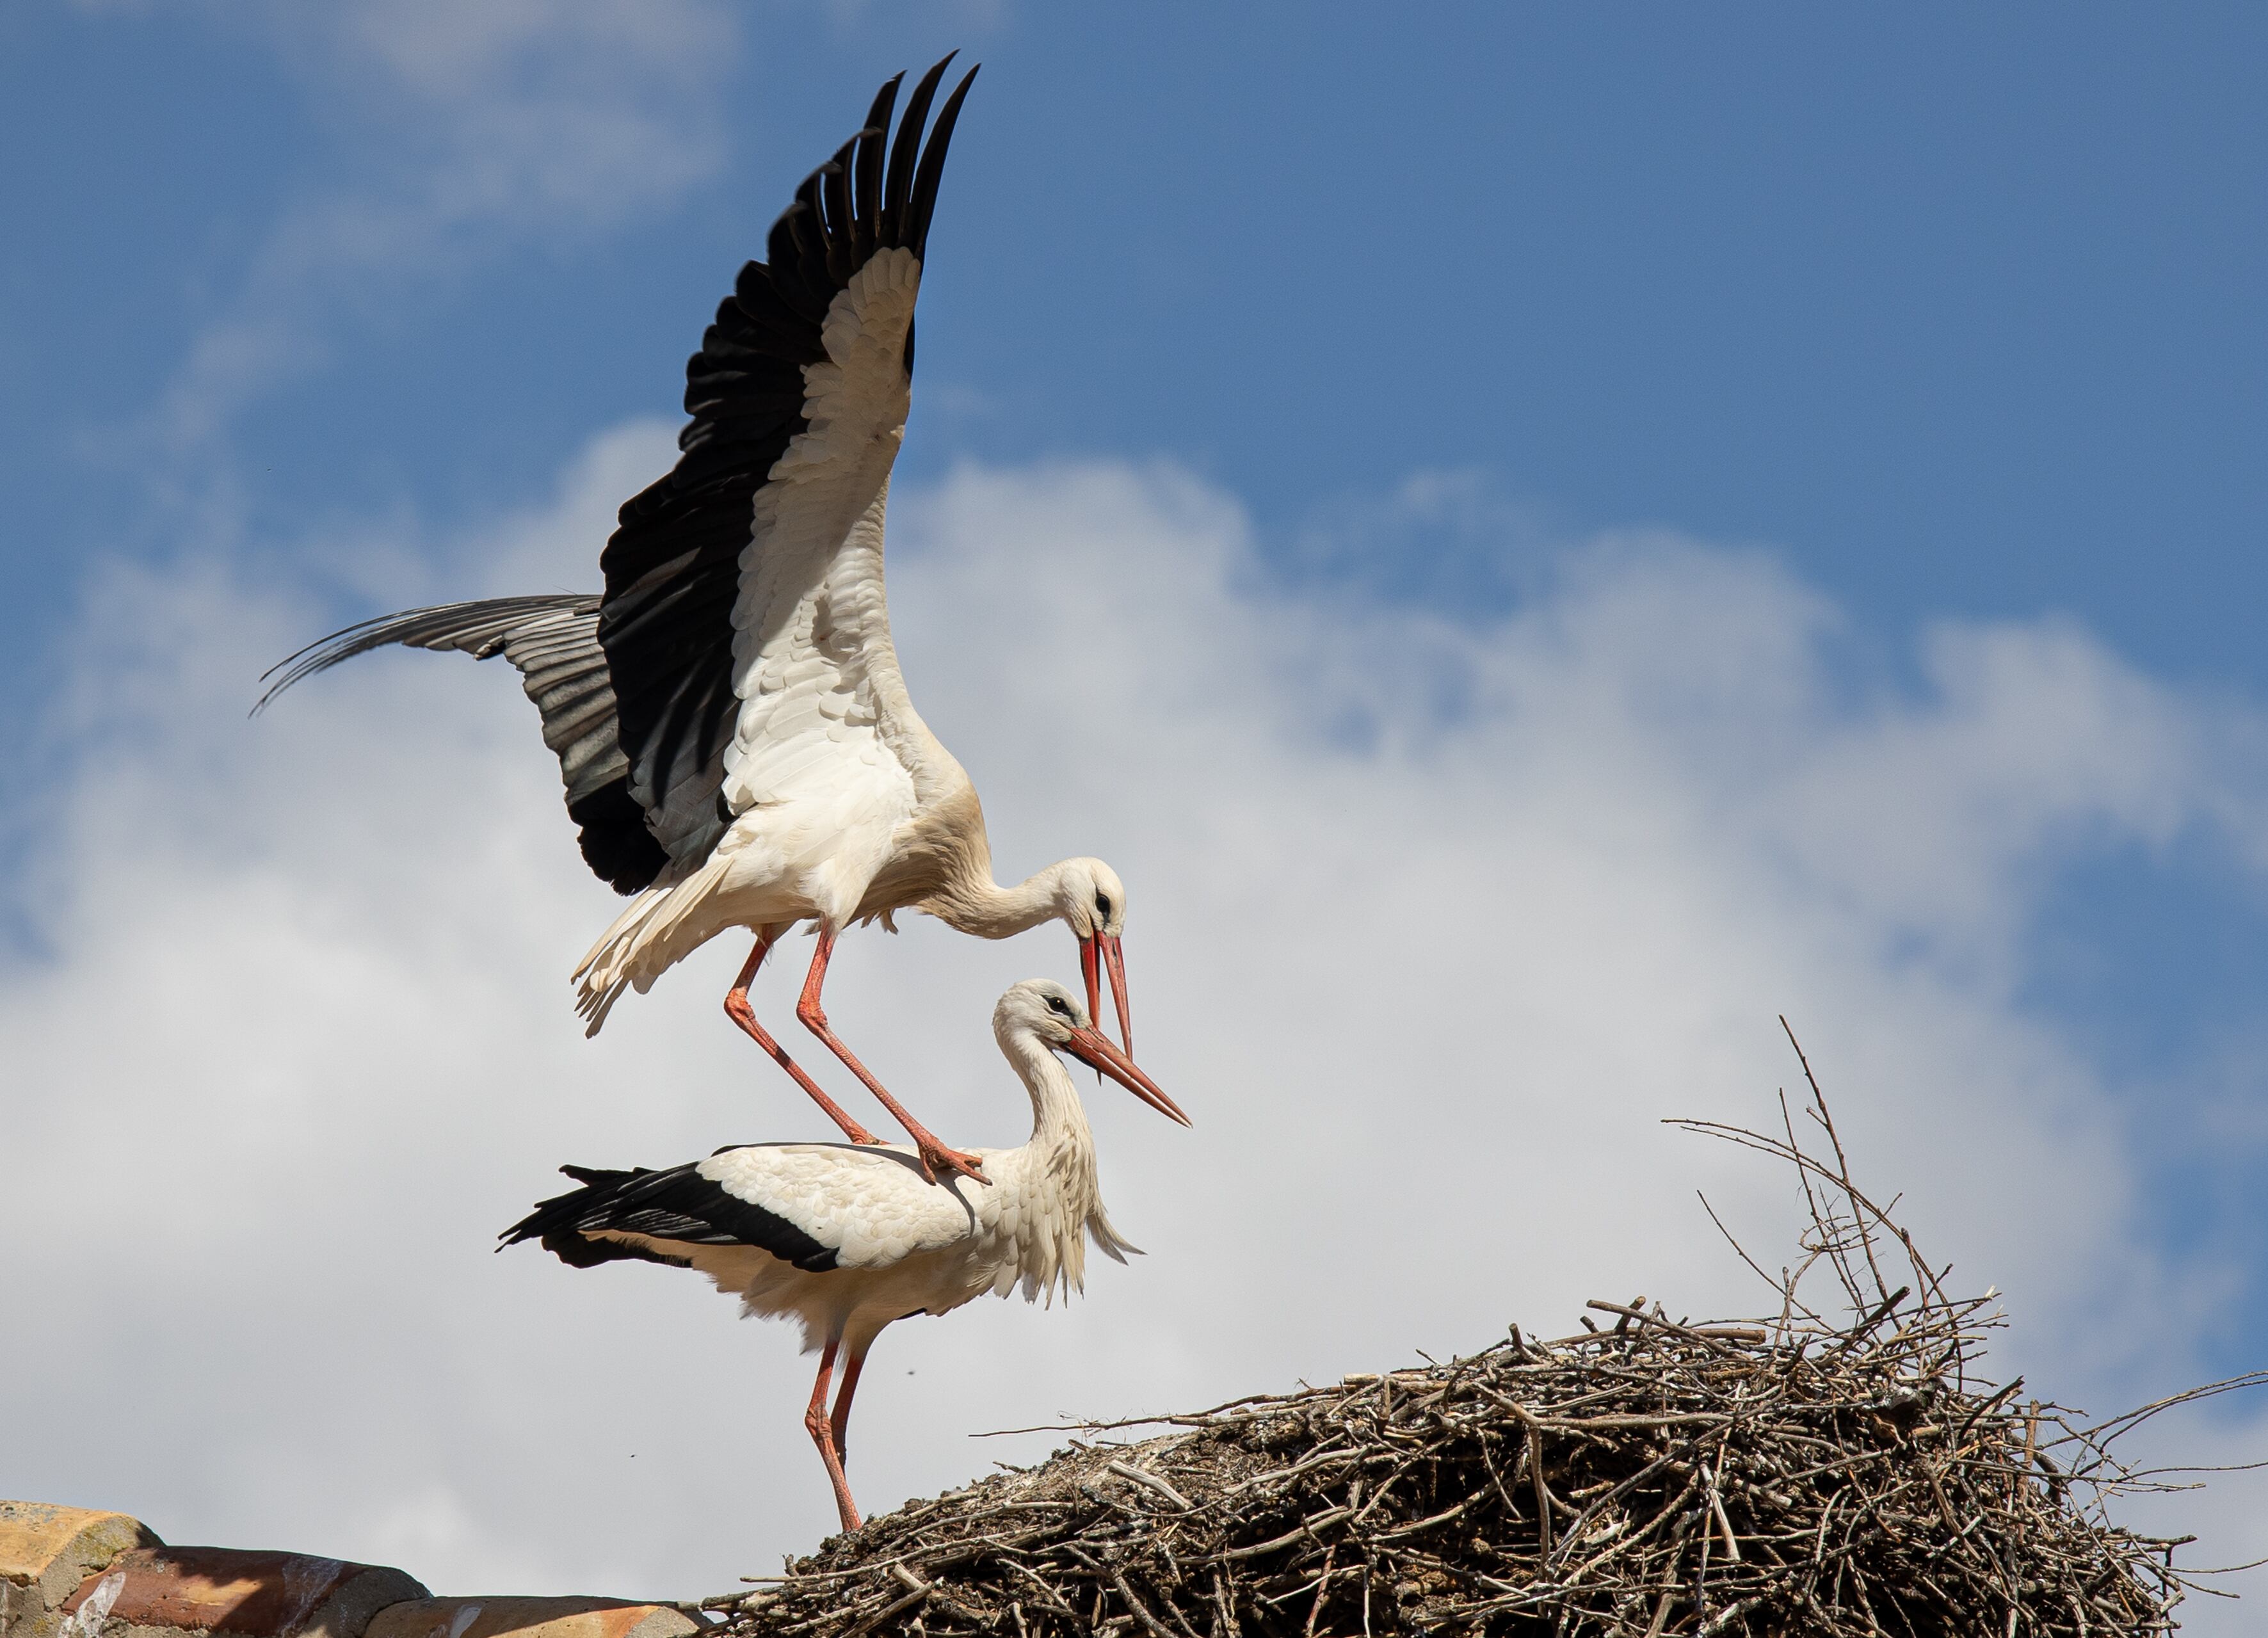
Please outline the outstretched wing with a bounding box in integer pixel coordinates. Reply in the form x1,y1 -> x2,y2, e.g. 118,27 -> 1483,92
597,56 -> 979,867
261,62 -> 978,894
257,595 -> 667,893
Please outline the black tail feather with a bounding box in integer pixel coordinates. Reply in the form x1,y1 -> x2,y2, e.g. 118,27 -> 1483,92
500,1164 -> 684,1269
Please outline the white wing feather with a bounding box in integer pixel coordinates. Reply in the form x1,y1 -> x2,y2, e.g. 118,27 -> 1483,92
698,1142 -> 993,1269
721,251 -> 919,817
675,250 -> 927,925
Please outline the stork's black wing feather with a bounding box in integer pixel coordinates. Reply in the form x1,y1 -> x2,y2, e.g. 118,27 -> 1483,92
257,62 -> 979,894
257,595 -> 667,893
596,56 -> 980,867
501,1160 -> 839,1273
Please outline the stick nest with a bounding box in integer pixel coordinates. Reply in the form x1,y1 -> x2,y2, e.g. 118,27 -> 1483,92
705,1036 -> 2239,1637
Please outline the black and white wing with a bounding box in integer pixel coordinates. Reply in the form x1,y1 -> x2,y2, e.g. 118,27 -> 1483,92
501,1145 -> 984,1273
597,56 -> 979,869
502,1159 -> 844,1271
257,595 -> 667,893
261,60 -> 978,896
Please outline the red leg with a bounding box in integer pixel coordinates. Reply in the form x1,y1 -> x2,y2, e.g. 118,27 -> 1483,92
803,1334 -> 862,1533
723,929 -> 880,1146
796,926 -> 987,1186
830,1341 -> 869,1469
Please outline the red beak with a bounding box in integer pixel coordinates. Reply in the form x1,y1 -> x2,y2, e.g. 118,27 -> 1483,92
1080,932 -> 1134,1056
1064,1024 -> 1189,1127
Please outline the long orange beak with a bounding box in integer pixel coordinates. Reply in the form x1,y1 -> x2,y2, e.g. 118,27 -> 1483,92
1064,1024 -> 1189,1127
1079,933 -> 1134,1056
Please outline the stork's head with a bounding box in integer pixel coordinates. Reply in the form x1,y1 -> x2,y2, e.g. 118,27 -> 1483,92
995,979 -> 1187,1127
1052,857 -> 1133,1056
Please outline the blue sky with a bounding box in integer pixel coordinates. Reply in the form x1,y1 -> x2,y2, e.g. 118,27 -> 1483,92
6,0 -> 2268,1616
11,5 -> 2263,658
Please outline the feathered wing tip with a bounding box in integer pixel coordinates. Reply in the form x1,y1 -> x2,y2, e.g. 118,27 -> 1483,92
255,593 -> 668,896
764,54 -> 980,320
252,593 -> 602,715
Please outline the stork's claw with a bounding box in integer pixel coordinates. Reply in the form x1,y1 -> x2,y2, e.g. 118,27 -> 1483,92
920,1141 -> 990,1188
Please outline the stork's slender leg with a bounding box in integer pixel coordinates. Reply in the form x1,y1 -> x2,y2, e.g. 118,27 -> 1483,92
796,926 -> 988,1186
803,1333 -> 862,1533
829,1340 -> 870,1468
725,929 -> 881,1146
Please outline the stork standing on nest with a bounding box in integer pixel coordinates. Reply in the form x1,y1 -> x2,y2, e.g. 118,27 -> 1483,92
261,58 -> 1136,1185
501,978 -> 1187,1534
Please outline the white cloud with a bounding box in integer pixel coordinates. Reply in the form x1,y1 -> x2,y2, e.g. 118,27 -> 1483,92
5,437 -> 2267,1624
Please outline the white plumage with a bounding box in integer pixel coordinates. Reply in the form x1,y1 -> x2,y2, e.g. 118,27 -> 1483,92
261,61 -> 1138,1185
502,979 -> 1188,1533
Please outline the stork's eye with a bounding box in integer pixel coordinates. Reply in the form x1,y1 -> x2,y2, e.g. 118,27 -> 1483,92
1095,893 -> 1113,919
1046,995 -> 1072,1017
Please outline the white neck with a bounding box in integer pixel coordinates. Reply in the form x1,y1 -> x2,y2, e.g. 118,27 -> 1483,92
987,1024 -> 1111,1306
931,862 -> 1066,940
1004,1027 -> 1096,1153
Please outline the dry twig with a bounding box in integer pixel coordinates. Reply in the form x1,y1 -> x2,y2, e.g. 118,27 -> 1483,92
706,1031 -> 2240,1636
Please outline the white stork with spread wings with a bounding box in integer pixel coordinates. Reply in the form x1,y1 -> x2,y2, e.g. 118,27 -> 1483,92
262,60 -> 1134,1185
500,978 -> 1189,1534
